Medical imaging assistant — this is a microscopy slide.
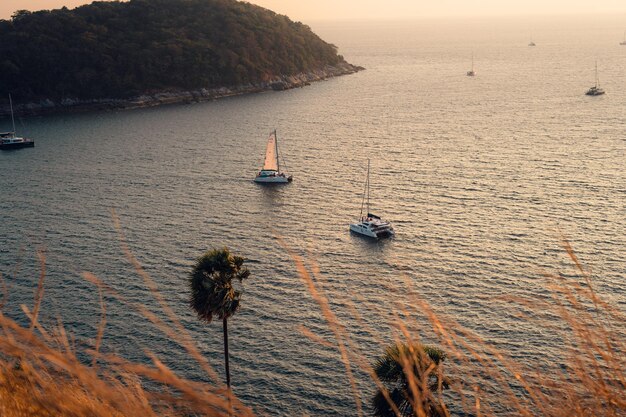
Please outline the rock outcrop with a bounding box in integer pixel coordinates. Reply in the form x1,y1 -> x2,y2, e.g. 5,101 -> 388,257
1,63 -> 363,117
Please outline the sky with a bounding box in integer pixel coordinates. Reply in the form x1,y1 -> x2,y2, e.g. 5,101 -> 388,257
2,0 -> 626,21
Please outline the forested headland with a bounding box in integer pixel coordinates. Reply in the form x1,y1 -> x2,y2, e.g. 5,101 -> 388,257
0,0 -> 362,114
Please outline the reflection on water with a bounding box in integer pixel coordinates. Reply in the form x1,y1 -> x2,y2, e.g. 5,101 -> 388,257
1,15 -> 625,416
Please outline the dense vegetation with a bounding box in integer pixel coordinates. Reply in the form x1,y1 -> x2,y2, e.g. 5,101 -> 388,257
0,0 -> 346,101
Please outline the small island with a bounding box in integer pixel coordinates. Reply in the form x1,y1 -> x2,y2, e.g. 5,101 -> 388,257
0,0 -> 363,116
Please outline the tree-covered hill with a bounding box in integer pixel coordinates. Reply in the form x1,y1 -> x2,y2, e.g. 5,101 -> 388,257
0,0 -> 357,103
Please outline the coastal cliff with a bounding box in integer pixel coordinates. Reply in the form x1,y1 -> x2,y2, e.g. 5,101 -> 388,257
1,62 -> 362,116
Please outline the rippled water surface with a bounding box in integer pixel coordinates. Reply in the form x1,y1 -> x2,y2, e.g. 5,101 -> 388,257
1,16 -> 625,416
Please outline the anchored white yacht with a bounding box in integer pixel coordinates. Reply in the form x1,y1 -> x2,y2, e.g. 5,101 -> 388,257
585,61 -> 605,96
349,159 -> 394,239
254,130 -> 292,184
0,95 -> 34,150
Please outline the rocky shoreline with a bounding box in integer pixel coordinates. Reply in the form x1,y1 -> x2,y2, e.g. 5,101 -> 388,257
1,62 -> 363,118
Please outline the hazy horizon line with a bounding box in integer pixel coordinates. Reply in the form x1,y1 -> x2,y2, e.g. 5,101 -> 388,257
300,11 -> 626,22
2,6 -> 626,22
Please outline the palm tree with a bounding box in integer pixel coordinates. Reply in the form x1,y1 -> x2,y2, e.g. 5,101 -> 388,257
189,248 -> 250,388
372,343 -> 450,417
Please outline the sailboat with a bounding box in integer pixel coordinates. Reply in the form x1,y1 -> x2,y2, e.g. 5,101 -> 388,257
349,159 -> 394,239
528,34 -> 536,47
620,31 -> 626,45
585,61 -> 605,96
254,130 -> 292,183
0,95 -> 34,150
466,53 -> 476,77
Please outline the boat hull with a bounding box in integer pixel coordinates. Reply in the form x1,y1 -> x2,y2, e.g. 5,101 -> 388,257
0,141 -> 34,150
349,223 -> 394,239
254,175 -> 292,184
350,223 -> 378,238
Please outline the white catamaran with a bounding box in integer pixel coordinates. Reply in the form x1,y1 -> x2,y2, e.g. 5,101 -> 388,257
254,130 -> 292,184
349,159 -> 394,239
0,95 -> 34,150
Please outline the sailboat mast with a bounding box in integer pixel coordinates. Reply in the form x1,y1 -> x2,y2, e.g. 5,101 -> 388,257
358,160 -> 369,219
367,159 -> 370,215
9,94 -> 16,135
274,130 -> 280,172
595,61 -> 599,88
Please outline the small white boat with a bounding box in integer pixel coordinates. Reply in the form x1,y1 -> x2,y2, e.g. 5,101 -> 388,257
349,159 -> 394,239
0,95 -> 34,150
585,61 -> 605,96
466,53 -> 476,77
254,130 -> 292,184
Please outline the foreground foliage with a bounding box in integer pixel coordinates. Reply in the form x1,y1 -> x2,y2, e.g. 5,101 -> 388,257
372,344 -> 449,417
189,247 -> 250,388
0,233 -> 622,416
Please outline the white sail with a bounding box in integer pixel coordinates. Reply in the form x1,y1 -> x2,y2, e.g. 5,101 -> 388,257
262,132 -> 279,171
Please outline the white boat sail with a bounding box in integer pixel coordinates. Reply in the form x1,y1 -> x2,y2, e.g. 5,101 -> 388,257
254,130 -> 292,183
349,159 -> 394,239
1,94 -> 34,150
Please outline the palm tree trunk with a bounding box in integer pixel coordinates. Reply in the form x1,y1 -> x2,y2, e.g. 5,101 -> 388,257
223,317 -> 231,388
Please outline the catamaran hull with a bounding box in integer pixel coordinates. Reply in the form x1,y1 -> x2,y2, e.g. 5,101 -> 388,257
349,224 -> 394,239
350,224 -> 377,238
254,175 -> 292,184
0,141 -> 34,150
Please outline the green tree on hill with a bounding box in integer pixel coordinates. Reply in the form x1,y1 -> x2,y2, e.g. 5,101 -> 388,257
0,0 -> 347,102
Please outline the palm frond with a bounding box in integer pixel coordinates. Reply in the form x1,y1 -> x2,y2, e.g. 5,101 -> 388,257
373,343 -> 449,417
188,248 -> 250,322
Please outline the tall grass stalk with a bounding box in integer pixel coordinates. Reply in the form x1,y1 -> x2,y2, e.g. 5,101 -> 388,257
291,238 -> 625,417
0,230 -> 623,416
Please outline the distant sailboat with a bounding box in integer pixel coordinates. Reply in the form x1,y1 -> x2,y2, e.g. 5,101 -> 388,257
0,95 -> 34,150
620,31 -> 626,45
585,61 -> 605,96
528,34 -> 536,46
254,130 -> 292,183
466,53 -> 476,77
349,159 -> 394,239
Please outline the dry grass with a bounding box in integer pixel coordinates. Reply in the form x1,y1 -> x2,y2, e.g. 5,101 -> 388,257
0,230 -> 623,416
0,212 -> 254,417
290,238 -> 625,417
